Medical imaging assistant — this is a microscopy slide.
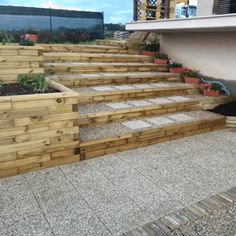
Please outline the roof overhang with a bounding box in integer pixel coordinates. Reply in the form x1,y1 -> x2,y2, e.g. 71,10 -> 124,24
126,14 -> 236,33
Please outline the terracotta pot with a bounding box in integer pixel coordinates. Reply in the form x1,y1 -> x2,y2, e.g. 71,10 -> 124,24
25,34 -> 38,43
199,83 -> 212,92
203,90 -> 220,97
154,58 -> 168,65
184,77 -> 200,84
170,67 -> 190,74
142,50 -> 155,56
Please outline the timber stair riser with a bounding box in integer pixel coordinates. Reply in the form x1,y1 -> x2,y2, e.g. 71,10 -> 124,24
78,87 -> 199,105
80,118 -> 226,160
45,64 -> 168,74
41,44 -> 130,54
44,53 -> 153,63
79,101 -> 200,126
50,73 -> 181,87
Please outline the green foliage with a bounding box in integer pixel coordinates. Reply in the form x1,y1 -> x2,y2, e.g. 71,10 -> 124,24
155,53 -> 168,60
168,62 -> 183,68
25,27 -> 38,34
181,70 -> 200,78
142,40 -> 160,52
19,39 -> 35,46
17,74 -> 48,93
32,74 -> 48,93
17,74 -> 29,87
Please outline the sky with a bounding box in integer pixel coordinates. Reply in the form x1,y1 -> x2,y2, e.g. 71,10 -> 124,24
0,0 -> 198,24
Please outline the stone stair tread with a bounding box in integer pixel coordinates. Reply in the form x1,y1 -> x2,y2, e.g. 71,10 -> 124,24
75,82 -> 194,95
79,95 -> 196,115
47,71 -> 179,80
45,62 -> 162,66
44,52 -> 149,58
80,110 -> 224,142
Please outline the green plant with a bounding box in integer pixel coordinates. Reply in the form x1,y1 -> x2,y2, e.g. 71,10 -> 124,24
17,74 -> 29,87
142,40 -> 160,52
32,74 -> 48,93
168,62 -> 183,68
26,27 -> 38,34
181,70 -> 200,78
19,39 -> 35,46
155,53 -> 168,60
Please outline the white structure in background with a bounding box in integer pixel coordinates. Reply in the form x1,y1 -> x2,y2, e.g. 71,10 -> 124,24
127,0 -> 236,95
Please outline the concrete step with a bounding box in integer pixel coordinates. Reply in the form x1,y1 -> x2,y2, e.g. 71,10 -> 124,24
78,96 -> 200,126
96,39 -> 127,47
74,82 -> 199,105
79,110 -> 226,160
43,52 -> 153,63
44,62 -> 168,74
42,44 -> 129,54
47,72 -> 181,87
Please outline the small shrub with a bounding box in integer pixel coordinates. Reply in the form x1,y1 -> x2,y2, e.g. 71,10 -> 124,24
181,70 -> 200,78
19,39 -> 35,46
168,62 -> 183,68
142,40 -> 160,52
155,53 -> 168,60
17,74 -> 29,87
32,74 -> 48,93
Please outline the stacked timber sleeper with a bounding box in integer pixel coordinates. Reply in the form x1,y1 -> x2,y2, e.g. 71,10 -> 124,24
44,41 -> 226,160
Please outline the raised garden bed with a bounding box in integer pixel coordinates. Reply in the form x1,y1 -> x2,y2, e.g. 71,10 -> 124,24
0,79 -> 80,178
210,102 -> 236,128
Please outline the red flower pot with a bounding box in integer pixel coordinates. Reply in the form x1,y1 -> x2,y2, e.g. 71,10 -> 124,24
154,58 -> 168,65
184,77 -> 200,84
25,34 -> 38,43
170,67 -> 190,74
142,50 -> 155,56
203,90 -> 220,97
199,83 -> 212,92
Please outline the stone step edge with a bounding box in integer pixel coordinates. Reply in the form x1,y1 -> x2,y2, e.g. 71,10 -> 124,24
80,116 -> 225,160
78,100 -> 200,126
77,86 -> 199,104
122,187 -> 236,236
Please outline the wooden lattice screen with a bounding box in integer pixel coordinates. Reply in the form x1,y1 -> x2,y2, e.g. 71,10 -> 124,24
133,0 -> 178,21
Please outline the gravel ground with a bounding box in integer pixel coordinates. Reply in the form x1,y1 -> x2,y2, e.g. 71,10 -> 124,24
80,110 -> 223,141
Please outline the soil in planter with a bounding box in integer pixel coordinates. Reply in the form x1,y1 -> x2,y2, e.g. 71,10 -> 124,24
209,102 -> 236,116
0,83 -> 59,96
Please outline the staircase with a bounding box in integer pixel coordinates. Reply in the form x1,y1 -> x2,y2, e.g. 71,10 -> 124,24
44,41 -> 227,160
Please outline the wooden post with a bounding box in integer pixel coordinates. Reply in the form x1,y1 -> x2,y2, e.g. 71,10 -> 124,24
156,0 -> 162,19
141,0 -> 148,20
169,0 -> 176,18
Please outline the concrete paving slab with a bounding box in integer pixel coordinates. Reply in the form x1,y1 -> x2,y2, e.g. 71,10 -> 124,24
127,100 -> 154,107
106,102 -> 132,109
91,86 -> 115,92
168,96 -> 192,102
167,113 -> 193,122
112,85 -> 135,90
122,120 -> 153,130
132,84 -> 153,89
147,98 -> 173,104
146,117 -> 174,126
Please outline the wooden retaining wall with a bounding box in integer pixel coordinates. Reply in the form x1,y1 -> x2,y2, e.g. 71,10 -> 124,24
0,82 -> 80,178
226,116 -> 236,128
0,45 -> 44,83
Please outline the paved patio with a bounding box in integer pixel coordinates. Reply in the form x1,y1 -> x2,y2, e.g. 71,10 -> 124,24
1,129 -> 236,236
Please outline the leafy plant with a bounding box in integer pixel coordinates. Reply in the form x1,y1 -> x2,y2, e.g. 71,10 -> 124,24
19,39 -> 35,46
142,40 -> 160,52
155,53 -> 168,60
168,62 -> 183,68
181,70 -> 200,78
32,74 -> 48,93
26,27 -> 38,34
17,74 -> 29,87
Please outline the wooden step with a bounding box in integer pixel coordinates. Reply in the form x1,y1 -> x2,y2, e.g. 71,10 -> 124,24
96,39 -> 127,47
79,111 -> 226,160
43,52 -> 153,63
47,72 -> 181,87
78,96 -> 200,126
75,83 -> 199,104
41,44 -> 128,54
44,62 -> 168,75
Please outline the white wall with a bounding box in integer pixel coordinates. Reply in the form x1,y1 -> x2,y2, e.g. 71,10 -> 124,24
197,0 -> 214,16
160,31 -> 236,95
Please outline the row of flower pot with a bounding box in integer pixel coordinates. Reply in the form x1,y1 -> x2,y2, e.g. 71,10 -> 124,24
142,50 -> 221,97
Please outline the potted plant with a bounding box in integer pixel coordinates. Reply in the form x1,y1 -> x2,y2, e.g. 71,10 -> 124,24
154,53 -> 169,65
168,62 -> 190,74
24,27 -> 38,43
182,70 -> 201,84
200,83 -> 220,97
142,41 -> 160,56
